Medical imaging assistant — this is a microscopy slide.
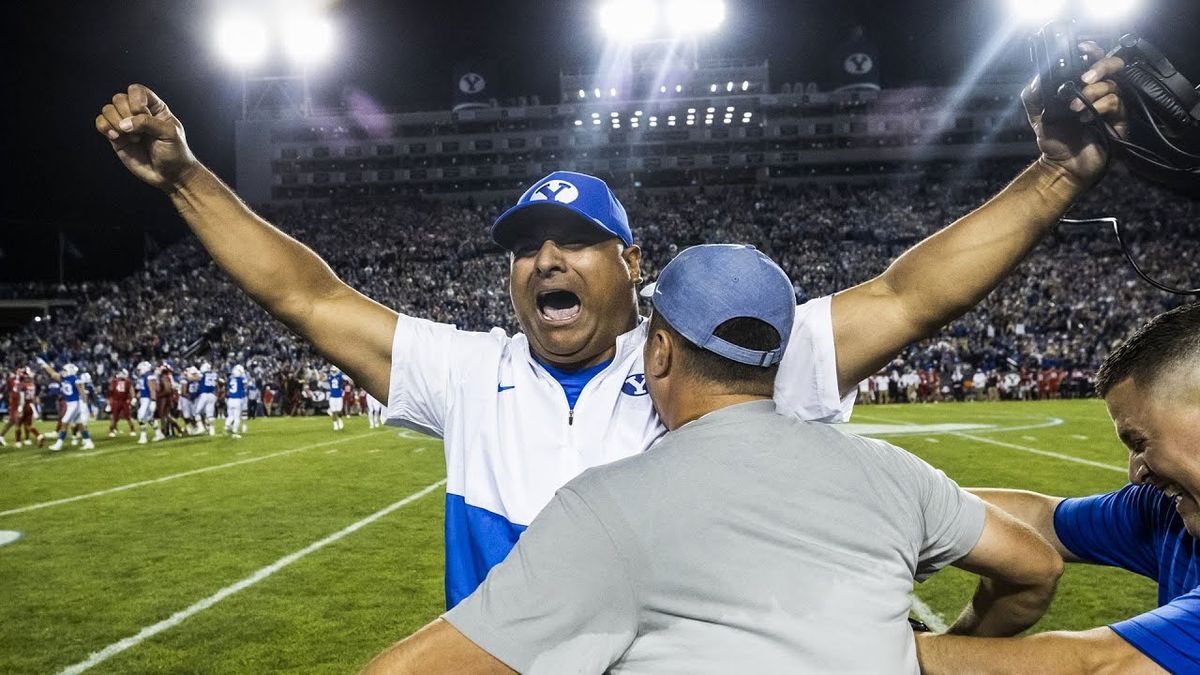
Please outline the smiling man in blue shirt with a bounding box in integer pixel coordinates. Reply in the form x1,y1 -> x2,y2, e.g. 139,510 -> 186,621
919,304 -> 1200,675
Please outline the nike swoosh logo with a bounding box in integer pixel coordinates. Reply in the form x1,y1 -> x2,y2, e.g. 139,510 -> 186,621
497,385 -> 516,393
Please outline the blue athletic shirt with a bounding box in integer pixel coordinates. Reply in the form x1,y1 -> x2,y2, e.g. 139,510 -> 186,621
1055,483 -> 1200,673
200,372 -> 218,394
328,373 -> 344,399
187,380 -> 200,399
62,374 -> 80,403
536,358 -> 613,410
227,375 -> 247,400
139,373 -> 152,398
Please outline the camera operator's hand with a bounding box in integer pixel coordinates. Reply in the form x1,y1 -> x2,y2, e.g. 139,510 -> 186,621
95,84 -> 199,193
1023,42 -> 1128,187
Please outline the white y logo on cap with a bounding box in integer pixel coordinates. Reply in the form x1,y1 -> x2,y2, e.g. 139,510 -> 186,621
530,180 -> 580,204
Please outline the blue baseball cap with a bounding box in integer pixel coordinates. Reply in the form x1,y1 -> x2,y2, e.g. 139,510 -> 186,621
491,171 -> 633,250
644,245 -> 796,367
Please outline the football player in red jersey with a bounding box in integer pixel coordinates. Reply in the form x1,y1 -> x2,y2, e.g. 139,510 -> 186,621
18,368 -> 45,447
107,369 -> 136,437
0,369 -> 23,447
155,364 -> 181,440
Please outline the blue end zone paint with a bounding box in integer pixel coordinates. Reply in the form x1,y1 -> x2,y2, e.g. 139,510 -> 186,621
444,493 -> 527,609
0,530 -> 22,547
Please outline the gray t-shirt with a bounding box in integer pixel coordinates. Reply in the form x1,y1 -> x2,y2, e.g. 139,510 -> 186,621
444,400 -> 984,674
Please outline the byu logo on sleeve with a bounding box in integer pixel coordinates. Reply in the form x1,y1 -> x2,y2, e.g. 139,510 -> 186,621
621,374 -> 648,396
529,180 -> 579,204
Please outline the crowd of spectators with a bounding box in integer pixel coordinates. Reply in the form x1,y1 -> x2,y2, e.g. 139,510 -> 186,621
1,159 -> 1195,409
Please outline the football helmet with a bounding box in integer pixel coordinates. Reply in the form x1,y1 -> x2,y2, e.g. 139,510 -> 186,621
200,362 -> 212,373
330,365 -> 340,375
79,372 -> 92,384
62,363 -> 79,376
136,361 -> 152,375
232,365 -> 246,377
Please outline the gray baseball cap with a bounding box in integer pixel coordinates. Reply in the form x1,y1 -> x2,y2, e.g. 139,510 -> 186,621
643,244 -> 796,367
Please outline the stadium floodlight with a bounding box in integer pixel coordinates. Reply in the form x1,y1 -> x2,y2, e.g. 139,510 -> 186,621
594,87 -> 602,98
675,84 -> 683,92
578,89 -> 586,99
1008,0 -> 1068,23
710,83 -> 718,92
214,12 -> 270,69
610,87 -> 618,97
281,13 -> 335,67
666,0 -> 725,34
598,0 -> 657,41
742,80 -> 749,91
1085,0 -> 1139,19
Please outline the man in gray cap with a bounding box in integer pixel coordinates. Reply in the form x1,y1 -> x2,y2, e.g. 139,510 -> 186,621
361,245 -> 1064,675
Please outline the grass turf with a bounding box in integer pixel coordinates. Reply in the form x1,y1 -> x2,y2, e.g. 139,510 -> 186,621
0,401 -> 1157,673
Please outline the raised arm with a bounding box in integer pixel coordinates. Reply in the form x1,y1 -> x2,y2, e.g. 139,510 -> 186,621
830,46 -> 1127,395
36,359 -> 61,383
95,84 -> 396,400
945,502 -> 1064,637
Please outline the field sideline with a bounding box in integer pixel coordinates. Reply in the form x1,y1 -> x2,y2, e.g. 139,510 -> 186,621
0,401 -> 1155,673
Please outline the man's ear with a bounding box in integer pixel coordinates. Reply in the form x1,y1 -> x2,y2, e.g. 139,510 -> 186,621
646,325 -> 673,379
624,244 -> 643,284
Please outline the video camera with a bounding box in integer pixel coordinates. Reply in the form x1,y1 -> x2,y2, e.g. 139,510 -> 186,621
1031,20 -> 1200,294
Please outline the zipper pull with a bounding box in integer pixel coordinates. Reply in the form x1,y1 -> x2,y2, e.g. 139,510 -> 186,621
569,408 -> 574,426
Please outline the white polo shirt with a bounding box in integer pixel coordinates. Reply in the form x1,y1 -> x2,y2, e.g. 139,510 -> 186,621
386,295 -> 854,607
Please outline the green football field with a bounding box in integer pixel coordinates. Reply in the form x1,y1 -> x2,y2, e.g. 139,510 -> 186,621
0,400 -> 1154,674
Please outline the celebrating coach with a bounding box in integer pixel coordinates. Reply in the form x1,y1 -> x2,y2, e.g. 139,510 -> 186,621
361,245 -> 1064,674
96,45 -> 1126,608
918,305 -> 1200,674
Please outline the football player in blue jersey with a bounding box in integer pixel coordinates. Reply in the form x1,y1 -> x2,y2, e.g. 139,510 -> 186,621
134,360 -> 157,444
919,305 -> 1200,674
179,366 -> 201,435
327,365 -> 345,431
38,360 -> 95,452
195,362 -> 219,436
225,364 -> 247,439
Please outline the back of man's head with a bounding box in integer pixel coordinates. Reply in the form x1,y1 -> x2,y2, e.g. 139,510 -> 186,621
642,245 -> 795,428
1096,303 -> 1200,398
647,312 -> 781,395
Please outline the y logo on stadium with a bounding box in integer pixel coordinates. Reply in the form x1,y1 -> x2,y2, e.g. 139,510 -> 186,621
459,72 -> 486,94
622,374 -> 648,396
530,180 -> 579,204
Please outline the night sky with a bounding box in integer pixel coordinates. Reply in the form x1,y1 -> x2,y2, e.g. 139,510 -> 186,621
2,0 -> 1197,282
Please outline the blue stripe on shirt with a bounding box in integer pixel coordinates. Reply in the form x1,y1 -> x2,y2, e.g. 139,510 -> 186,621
445,492 -> 527,609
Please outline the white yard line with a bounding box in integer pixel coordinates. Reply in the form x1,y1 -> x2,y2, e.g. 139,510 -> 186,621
847,414 -> 1122,473
950,433 -> 1125,474
0,433 -> 373,518
910,595 -> 949,633
57,479 -> 446,675
6,436 -> 212,467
